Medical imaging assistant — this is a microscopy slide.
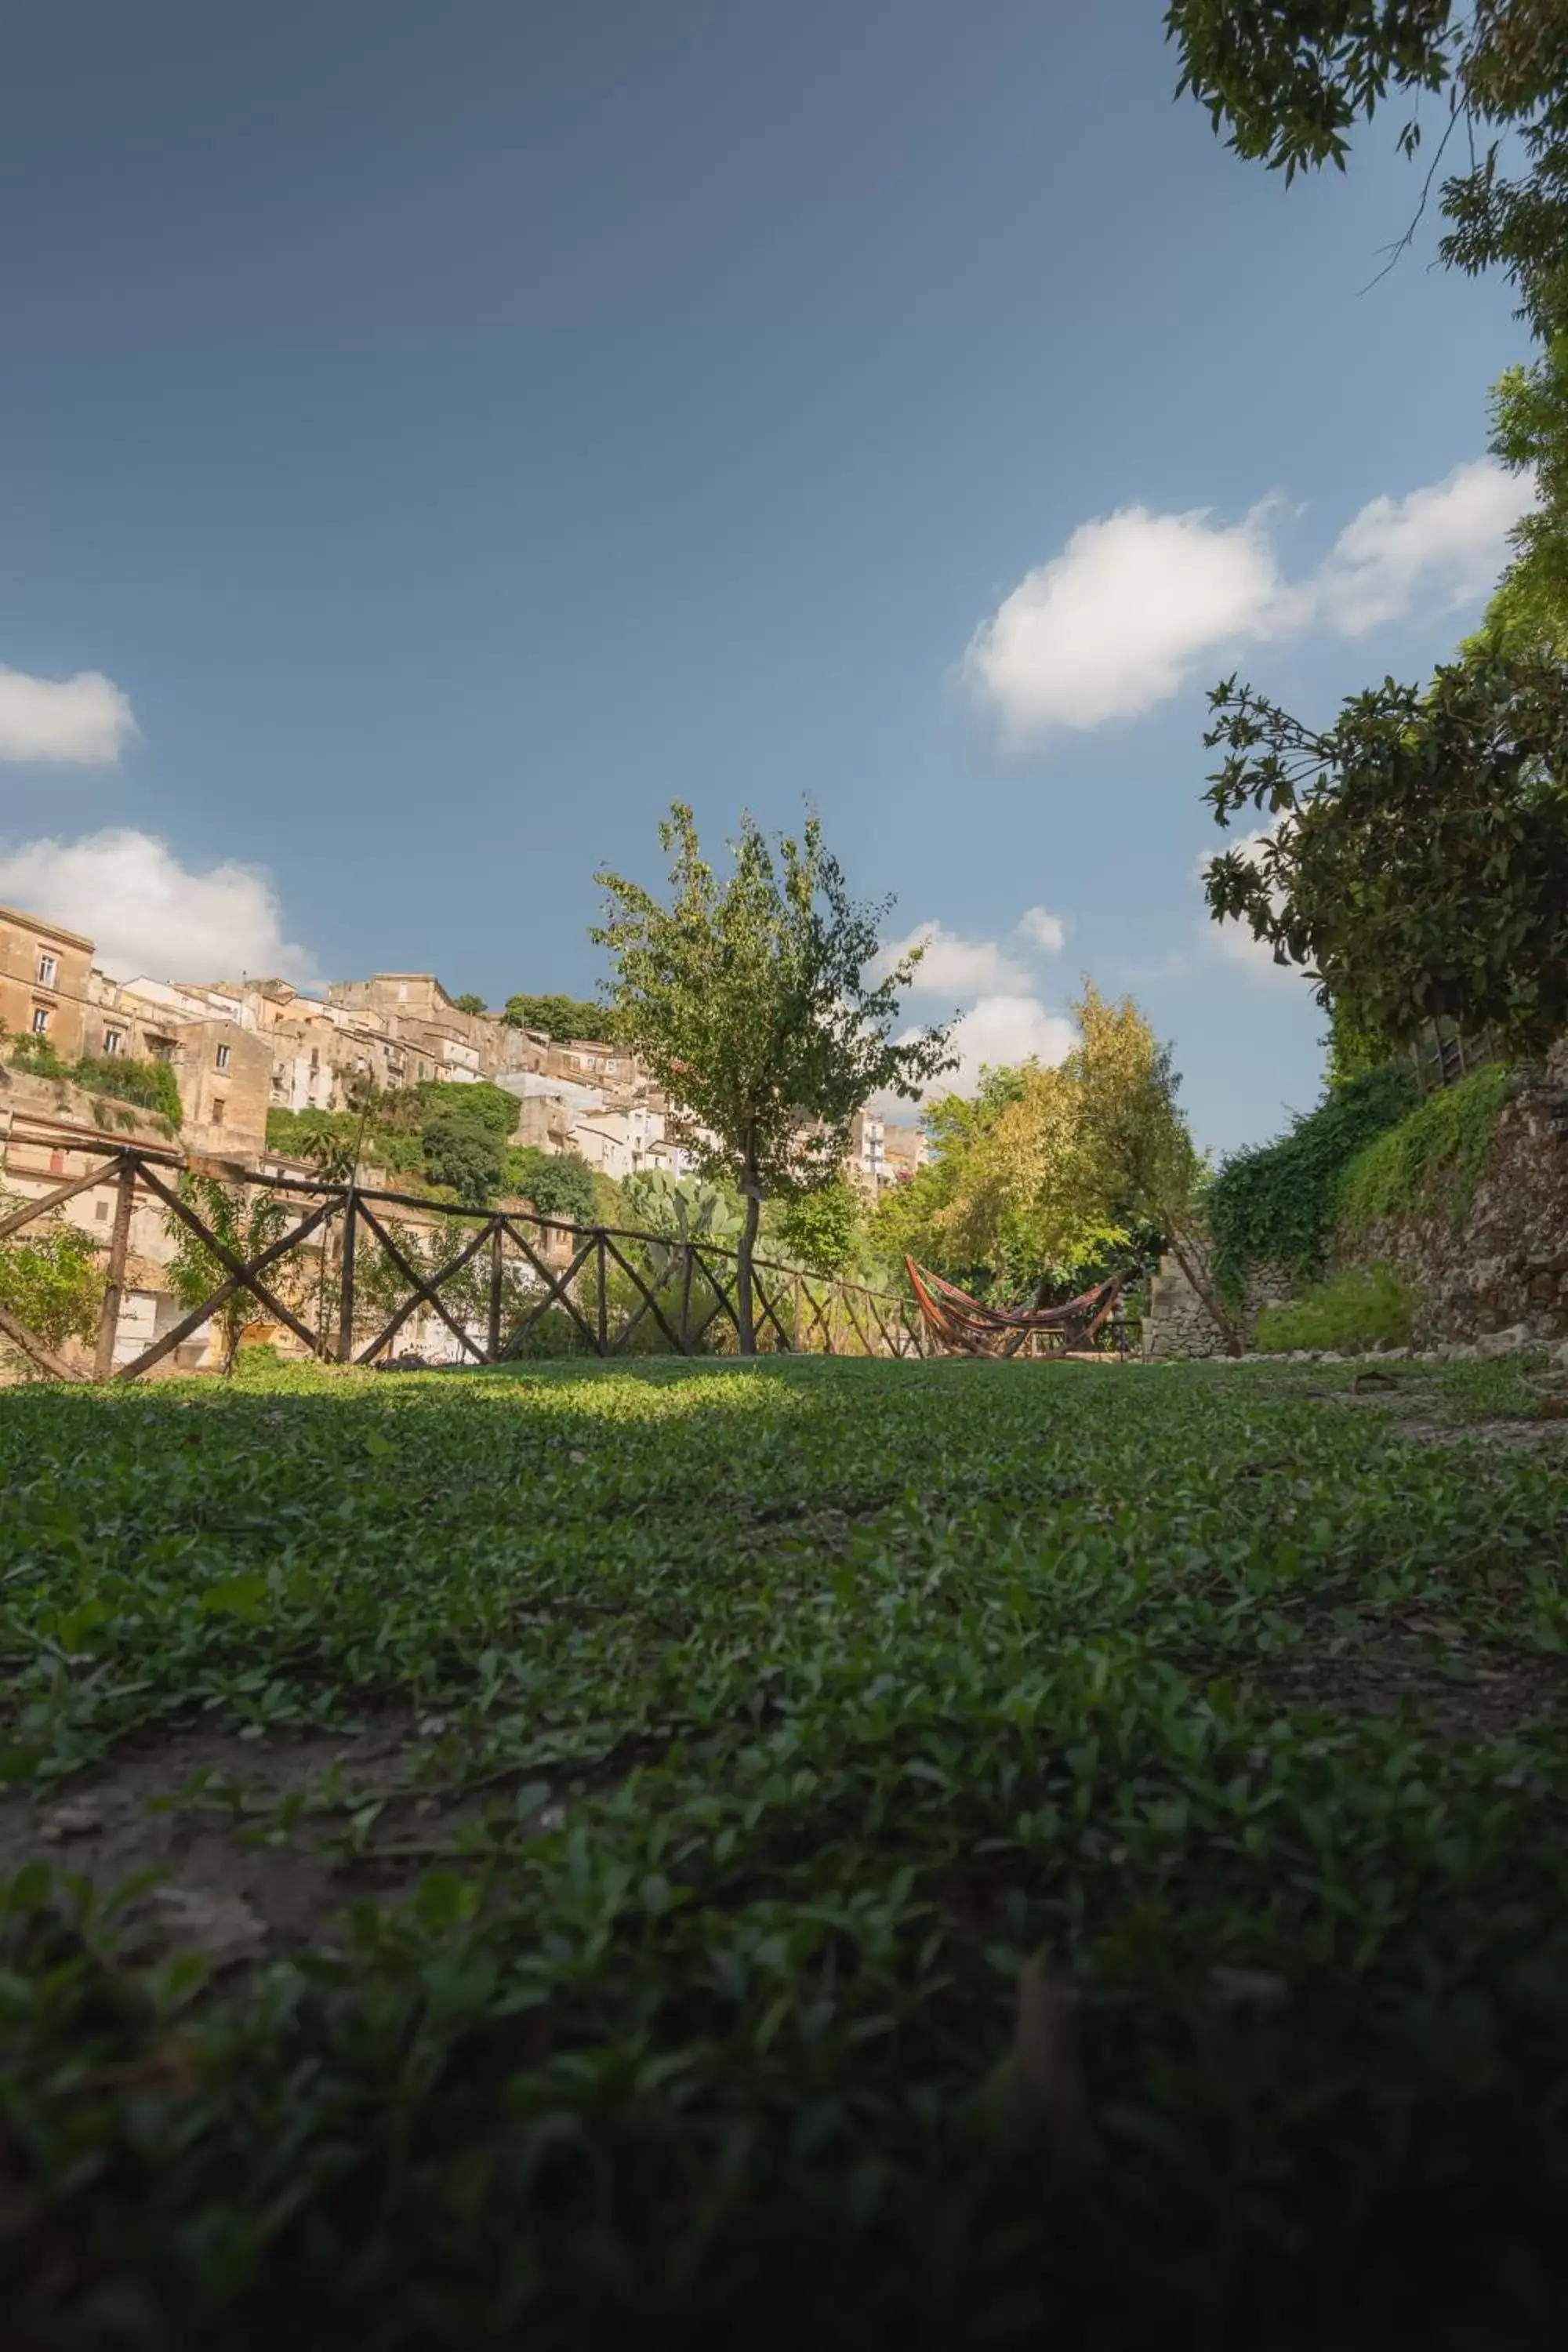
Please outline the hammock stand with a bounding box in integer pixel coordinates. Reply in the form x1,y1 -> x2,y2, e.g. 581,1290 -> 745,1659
905,1257 -> 1124,1359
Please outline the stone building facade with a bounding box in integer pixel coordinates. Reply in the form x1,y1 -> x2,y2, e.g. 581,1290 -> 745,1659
0,903 -> 96,1060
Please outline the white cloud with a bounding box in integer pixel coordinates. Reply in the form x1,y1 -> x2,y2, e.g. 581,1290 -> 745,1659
965,456 -> 1536,742
880,920 -> 1033,997
0,664 -> 137,764
1015,905 -> 1066,954
0,828 -> 321,989
1316,458 -> 1534,636
963,499 -> 1296,738
919,993 -> 1077,1098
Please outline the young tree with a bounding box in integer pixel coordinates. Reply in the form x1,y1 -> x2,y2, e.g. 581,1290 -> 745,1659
452,993 -> 488,1015
593,804 -> 955,1353
1200,650 -> 1568,1059
163,1176 -> 295,1374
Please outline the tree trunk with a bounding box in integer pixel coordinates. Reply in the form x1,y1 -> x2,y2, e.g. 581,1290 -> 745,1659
737,1185 -> 760,1357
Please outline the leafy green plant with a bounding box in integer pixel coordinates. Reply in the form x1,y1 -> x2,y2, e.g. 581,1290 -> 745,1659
0,1202 -> 105,1365
1338,1062 -> 1515,1236
413,1080 -> 519,1139
1207,1064 -> 1419,1301
1254,1263 -> 1417,1354
7,1037 -> 182,1129
163,1176 -> 296,1373
74,1052 -> 183,1127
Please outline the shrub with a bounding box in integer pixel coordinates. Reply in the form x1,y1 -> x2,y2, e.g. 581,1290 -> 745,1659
1207,1064 -> 1419,1301
1254,1265 -> 1416,1356
774,1180 -> 862,1276
8,1038 -> 182,1128
0,1206 -> 107,1364
1338,1063 -> 1515,1236
506,1148 -> 597,1226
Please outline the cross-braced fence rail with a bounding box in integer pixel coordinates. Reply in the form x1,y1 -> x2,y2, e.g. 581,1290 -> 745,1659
0,1122 -> 924,1381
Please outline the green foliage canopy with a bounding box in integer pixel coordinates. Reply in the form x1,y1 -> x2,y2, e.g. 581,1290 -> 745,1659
506,1148 -> 597,1226
419,1113 -> 505,1205
1201,651 -> 1568,1058
503,993 -> 615,1041
1167,2 -> 1568,341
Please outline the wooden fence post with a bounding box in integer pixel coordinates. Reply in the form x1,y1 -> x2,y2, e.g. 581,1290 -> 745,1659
93,1155 -> 139,1381
680,1243 -> 694,1356
596,1232 -> 608,1356
488,1219 -> 504,1361
337,1188 -> 358,1363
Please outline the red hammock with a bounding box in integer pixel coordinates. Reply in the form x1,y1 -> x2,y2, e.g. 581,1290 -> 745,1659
905,1257 -> 1123,1359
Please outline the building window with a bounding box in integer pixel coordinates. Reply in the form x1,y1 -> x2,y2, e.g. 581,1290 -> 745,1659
310,1047 -> 319,1072
216,1042 -> 231,1071
31,1005 -> 50,1036
37,952 -> 57,988
103,1028 -> 124,1056
96,1197 -> 111,1221
212,1098 -> 226,1126
147,1036 -> 176,1063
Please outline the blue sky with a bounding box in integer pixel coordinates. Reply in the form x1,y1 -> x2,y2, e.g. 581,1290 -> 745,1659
0,1 -> 1534,1154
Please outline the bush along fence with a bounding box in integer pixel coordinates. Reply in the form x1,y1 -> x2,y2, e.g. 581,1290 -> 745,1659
0,1123 -> 924,1381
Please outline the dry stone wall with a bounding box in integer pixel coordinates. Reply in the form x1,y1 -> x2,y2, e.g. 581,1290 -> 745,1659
1142,1248 -> 1292,1360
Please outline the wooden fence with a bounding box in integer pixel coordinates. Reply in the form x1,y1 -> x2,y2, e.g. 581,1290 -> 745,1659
0,1125 -> 924,1382
1408,1021 -> 1500,1096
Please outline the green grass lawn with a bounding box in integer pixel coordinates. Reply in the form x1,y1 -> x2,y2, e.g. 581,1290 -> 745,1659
4,1353 -> 1568,2348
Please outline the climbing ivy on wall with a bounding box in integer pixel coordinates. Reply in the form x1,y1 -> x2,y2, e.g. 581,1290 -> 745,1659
1338,1063 -> 1515,1237
1207,1064 -> 1419,1303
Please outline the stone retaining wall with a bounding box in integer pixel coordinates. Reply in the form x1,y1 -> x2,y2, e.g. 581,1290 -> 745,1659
1145,1044 -> 1568,1360
1335,1043 -> 1568,1348
1142,1247 -> 1292,1360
